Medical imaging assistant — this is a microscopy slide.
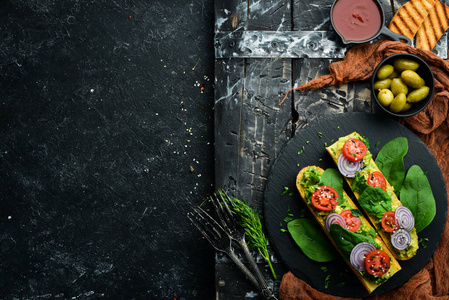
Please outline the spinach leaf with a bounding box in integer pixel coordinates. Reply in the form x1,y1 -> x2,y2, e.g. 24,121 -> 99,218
329,224 -> 379,260
319,168 -> 344,203
400,165 -> 436,233
358,186 -> 392,219
375,137 -> 408,194
287,219 -> 338,262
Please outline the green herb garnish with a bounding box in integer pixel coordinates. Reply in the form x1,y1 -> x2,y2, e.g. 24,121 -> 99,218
324,274 -> 331,289
419,237 -> 429,248
222,192 -> 277,279
284,214 -> 295,223
363,137 -> 371,149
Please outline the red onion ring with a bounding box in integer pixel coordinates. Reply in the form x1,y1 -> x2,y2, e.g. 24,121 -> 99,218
325,213 -> 346,232
337,154 -> 363,178
395,206 -> 415,232
391,229 -> 411,250
350,242 -> 376,272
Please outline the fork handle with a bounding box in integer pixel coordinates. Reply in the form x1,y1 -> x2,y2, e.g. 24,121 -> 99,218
239,241 -> 278,300
224,247 -> 262,292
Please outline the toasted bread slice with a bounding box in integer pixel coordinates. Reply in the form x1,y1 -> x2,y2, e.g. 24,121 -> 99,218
326,132 -> 419,260
389,0 -> 436,40
416,0 -> 449,51
296,166 -> 401,294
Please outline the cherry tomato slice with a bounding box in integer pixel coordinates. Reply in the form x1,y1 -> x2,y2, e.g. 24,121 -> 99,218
340,210 -> 361,232
342,138 -> 367,162
364,250 -> 391,276
311,186 -> 339,211
367,171 -> 387,191
381,211 -> 399,233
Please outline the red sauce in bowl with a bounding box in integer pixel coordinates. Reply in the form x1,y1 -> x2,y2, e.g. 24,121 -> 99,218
331,0 -> 382,42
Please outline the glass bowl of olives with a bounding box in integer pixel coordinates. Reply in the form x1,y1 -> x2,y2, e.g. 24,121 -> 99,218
371,53 -> 434,117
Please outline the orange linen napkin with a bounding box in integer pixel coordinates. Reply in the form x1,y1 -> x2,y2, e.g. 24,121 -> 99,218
279,39 -> 449,299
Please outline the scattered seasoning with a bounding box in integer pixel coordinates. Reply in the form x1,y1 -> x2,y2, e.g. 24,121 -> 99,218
281,187 -> 289,195
306,141 -> 310,144
318,132 -> 323,138
318,158 -> 323,161
376,140 -> 382,147
337,126 -> 340,129
324,142 -> 328,147
280,228 -> 287,233
321,266 -> 328,272
192,57 -> 200,70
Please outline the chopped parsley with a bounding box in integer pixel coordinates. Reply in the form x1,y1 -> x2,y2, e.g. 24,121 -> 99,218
281,187 -> 289,195
419,237 -> 429,248
324,275 -> 331,289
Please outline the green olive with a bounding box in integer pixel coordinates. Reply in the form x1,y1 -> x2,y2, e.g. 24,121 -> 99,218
390,78 -> 408,96
373,78 -> 392,91
377,64 -> 395,79
393,58 -> 420,72
401,70 -> 425,89
390,93 -> 407,113
377,89 -> 394,107
407,86 -> 430,103
401,102 -> 413,112
388,70 -> 399,79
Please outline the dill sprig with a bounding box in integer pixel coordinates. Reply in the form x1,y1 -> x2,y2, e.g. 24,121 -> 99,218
222,191 -> 277,280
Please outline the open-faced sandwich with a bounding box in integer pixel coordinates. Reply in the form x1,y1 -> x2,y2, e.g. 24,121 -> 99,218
296,166 -> 401,293
326,132 -> 419,260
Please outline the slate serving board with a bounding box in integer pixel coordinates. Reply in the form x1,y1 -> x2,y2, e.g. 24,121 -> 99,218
264,112 -> 447,297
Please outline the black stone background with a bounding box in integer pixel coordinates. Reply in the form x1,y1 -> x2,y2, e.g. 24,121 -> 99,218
0,0 -> 215,299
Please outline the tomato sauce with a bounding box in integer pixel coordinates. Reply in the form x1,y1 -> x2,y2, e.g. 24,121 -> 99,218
332,0 -> 382,42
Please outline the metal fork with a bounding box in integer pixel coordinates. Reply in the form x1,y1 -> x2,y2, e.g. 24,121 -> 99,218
211,191 -> 278,300
187,207 -> 263,294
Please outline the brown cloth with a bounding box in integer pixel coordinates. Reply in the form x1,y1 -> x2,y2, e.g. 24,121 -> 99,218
279,40 -> 449,300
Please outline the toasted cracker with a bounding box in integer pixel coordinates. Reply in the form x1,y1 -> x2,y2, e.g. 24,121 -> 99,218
389,0 -> 436,40
416,0 -> 449,51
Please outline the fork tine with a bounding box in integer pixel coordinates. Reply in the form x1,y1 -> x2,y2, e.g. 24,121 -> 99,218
218,191 -> 240,227
212,190 -> 239,232
187,207 -> 225,251
196,206 -> 224,238
210,193 -> 231,232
